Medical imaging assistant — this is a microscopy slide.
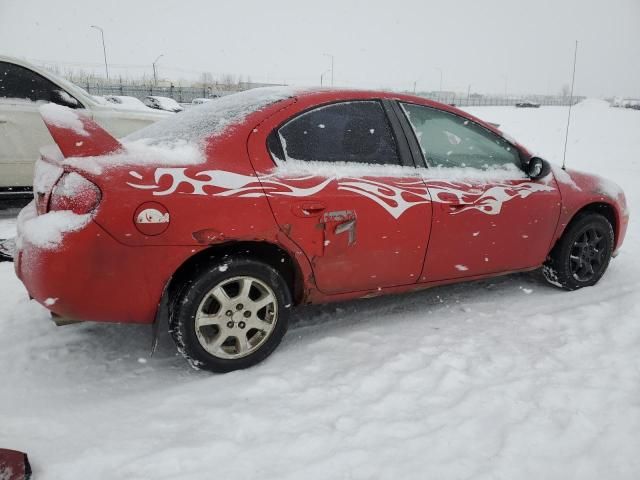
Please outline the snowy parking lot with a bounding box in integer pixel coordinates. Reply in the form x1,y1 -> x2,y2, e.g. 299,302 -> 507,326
1,100 -> 639,479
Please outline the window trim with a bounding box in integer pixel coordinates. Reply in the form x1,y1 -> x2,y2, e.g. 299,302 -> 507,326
266,99 -> 416,170
394,100 -> 526,170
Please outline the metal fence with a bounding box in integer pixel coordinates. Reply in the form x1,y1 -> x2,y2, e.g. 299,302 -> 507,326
80,80 -> 585,107
416,93 -> 584,107
81,83 -> 238,103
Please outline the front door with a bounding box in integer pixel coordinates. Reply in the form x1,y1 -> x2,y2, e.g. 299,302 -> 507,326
398,102 -> 561,280
256,100 -> 433,294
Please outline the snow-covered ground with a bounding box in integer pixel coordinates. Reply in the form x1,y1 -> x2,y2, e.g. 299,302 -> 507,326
1,100 -> 639,479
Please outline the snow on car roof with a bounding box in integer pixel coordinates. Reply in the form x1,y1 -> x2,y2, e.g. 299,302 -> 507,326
104,95 -> 149,109
145,96 -> 182,110
126,86 -> 297,145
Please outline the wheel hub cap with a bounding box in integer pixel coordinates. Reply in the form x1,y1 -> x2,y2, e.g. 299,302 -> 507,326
569,226 -> 607,282
194,276 -> 278,360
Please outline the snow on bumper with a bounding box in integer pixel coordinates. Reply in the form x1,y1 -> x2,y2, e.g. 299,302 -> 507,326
16,201 -> 91,250
14,202 -> 171,324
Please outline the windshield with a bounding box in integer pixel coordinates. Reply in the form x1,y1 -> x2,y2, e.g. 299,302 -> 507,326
125,86 -> 296,146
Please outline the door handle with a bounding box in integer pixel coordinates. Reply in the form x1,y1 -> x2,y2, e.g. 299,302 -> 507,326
292,202 -> 326,217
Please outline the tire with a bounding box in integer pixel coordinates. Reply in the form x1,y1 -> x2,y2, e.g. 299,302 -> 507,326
170,258 -> 292,373
543,213 -> 614,291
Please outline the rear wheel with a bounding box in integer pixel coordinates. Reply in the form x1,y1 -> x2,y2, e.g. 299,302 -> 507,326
170,258 -> 291,372
543,213 -> 614,290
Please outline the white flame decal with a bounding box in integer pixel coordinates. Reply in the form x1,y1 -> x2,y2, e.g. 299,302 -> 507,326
127,169 -> 554,219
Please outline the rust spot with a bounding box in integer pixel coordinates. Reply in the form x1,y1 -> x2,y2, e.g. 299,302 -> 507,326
192,229 -> 225,244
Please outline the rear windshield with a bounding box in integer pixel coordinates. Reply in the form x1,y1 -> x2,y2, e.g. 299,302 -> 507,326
125,87 -> 295,145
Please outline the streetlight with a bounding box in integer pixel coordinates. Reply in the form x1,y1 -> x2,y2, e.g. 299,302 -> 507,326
152,54 -> 164,86
323,53 -> 334,87
90,25 -> 109,80
320,69 -> 331,87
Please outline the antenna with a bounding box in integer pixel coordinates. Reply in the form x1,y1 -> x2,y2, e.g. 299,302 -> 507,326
562,40 -> 579,170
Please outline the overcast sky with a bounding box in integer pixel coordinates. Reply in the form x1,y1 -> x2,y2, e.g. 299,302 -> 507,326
1,0 -> 638,97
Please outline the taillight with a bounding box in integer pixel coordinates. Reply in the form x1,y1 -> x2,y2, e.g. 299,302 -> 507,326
49,172 -> 101,214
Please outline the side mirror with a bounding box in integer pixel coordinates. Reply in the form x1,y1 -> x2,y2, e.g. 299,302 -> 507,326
526,157 -> 551,180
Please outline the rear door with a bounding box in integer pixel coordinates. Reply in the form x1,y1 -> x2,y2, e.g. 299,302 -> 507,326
398,102 -> 561,280
256,100 -> 433,295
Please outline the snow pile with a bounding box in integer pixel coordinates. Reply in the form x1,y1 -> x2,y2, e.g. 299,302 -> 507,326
144,96 -> 183,112
102,95 -> 154,111
39,103 -> 89,137
16,201 -> 90,249
127,87 -> 296,146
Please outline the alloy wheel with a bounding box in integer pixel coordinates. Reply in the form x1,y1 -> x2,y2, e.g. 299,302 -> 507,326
569,226 -> 607,282
194,276 -> 278,359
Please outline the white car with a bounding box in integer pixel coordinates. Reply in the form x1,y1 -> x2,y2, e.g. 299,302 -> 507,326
143,96 -> 184,112
0,55 -> 171,201
101,95 -> 153,110
192,97 -> 219,105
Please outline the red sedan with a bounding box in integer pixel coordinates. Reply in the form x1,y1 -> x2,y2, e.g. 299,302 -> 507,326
15,88 -> 629,372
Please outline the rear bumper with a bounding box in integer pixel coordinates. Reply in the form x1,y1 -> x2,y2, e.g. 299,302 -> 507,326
15,208 -> 189,324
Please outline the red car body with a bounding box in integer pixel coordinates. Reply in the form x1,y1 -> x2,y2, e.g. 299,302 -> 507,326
15,89 -> 628,328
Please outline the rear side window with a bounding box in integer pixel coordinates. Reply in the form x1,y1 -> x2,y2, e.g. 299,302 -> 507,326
400,102 -> 520,170
0,61 -> 81,108
275,101 -> 400,166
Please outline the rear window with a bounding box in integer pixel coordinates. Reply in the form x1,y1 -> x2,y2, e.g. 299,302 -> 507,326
125,87 -> 295,146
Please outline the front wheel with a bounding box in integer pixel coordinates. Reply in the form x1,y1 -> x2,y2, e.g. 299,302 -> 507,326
170,258 -> 292,372
543,213 -> 614,291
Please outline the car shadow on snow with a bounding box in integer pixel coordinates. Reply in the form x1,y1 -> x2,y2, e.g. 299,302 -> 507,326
54,270 -> 551,375
289,270 -> 548,331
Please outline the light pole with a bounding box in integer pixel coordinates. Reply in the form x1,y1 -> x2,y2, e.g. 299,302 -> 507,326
323,53 -> 334,87
467,84 -> 471,105
320,69 -> 331,87
90,25 -> 109,81
153,54 -> 164,86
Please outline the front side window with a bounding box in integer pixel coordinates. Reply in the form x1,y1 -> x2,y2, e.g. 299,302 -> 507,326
0,61 -> 81,108
275,101 -> 400,166
400,102 -> 520,170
